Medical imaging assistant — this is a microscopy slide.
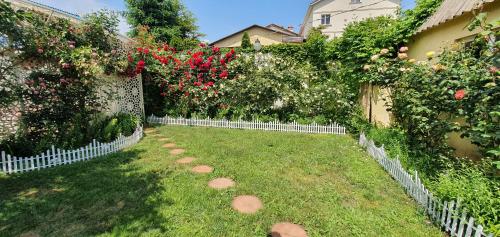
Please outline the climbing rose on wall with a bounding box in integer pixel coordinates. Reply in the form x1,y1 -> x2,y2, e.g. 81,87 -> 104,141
127,41 -> 238,115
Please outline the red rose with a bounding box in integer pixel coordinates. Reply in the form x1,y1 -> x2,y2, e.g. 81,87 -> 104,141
143,48 -> 150,54
219,70 -> 229,79
137,47 -> 143,53
194,57 -> 203,65
184,91 -> 190,96
202,86 -> 208,91
455,89 -> 466,100
135,60 -> 146,74
199,43 -> 206,48
212,47 -> 220,54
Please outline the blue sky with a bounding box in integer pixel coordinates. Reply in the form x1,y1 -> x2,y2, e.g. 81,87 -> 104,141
36,0 -> 416,42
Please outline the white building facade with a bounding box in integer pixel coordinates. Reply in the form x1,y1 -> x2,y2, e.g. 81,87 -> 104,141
300,0 -> 401,39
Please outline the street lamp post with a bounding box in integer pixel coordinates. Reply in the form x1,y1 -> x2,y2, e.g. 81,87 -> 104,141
253,39 -> 262,52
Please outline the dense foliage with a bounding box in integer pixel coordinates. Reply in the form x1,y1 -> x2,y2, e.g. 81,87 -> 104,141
125,0 -> 200,50
262,28 -> 329,71
0,2 -> 135,156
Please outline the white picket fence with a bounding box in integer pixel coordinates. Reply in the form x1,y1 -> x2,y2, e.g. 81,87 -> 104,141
359,133 -> 493,237
0,126 -> 143,174
148,115 -> 346,135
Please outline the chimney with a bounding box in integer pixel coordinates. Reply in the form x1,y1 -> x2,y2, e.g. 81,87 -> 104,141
287,26 -> 295,32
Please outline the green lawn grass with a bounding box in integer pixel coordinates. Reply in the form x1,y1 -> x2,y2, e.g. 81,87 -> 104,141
0,126 -> 443,237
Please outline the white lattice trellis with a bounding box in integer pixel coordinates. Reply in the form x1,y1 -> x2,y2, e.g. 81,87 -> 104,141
107,76 -> 145,119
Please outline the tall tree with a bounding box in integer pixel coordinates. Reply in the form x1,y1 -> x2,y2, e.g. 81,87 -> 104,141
241,32 -> 252,49
125,0 -> 201,49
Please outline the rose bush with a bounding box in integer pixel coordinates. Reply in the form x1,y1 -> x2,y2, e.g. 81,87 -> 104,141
127,30 -> 237,117
0,3 -> 130,155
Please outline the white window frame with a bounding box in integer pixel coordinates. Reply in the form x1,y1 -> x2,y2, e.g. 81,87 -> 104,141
321,14 -> 331,25
351,0 -> 362,4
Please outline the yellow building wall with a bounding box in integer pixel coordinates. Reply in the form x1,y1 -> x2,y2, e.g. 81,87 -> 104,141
407,1 -> 500,60
213,27 -> 288,48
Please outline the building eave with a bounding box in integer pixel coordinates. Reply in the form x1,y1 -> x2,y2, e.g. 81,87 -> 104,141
210,24 -> 298,46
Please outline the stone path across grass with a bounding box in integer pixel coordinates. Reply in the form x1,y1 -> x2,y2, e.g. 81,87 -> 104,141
163,143 -> 176,148
170,149 -> 185,156
208,178 -> 235,190
270,223 -> 308,237
154,127 -> 308,236
191,165 -> 214,174
176,157 -> 196,164
231,195 -> 263,214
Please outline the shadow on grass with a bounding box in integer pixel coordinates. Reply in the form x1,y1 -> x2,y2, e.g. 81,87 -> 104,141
0,148 -> 171,236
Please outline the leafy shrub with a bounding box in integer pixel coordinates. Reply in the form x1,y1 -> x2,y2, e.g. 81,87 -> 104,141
94,113 -> 140,142
429,162 -> 499,235
0,113 -> 139,156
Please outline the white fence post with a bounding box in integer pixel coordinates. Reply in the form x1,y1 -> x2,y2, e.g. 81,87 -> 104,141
358,133 -> 492,237
150,115 -> 347,135
0,126 -> 143,174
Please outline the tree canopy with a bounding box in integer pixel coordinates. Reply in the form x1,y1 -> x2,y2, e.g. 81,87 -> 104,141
125,0 -> 201,49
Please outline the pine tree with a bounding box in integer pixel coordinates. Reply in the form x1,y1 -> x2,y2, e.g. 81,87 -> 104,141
241,32 -> 252,49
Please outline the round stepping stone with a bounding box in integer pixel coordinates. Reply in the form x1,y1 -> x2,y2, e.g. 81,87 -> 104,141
208,178 -> 235,190
170,149 -> 185,156
144,129 -> 156,134
158,138 -> 170,142
231,195 -> 263,214
176,157 -> 196,164
191,165 -> 214,174
163,143 -> 176,149
270,223 -> 308,237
